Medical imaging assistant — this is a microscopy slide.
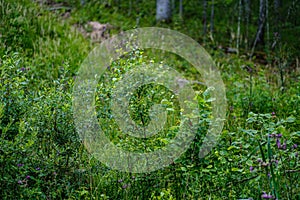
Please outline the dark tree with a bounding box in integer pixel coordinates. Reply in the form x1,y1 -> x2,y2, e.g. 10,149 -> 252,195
202,0 -> 207,35
252,0 -> 266,54
210,0 -> 215,36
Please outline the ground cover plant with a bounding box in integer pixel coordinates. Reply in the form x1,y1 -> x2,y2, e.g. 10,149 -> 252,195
0,0 -> 299,199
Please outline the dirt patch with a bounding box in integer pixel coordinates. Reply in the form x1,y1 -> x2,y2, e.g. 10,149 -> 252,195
74,21 -> 113,43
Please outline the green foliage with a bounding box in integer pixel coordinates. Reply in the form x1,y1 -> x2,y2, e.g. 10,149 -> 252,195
0,54 -> 91,199
0,0 -> 299,199
0,0 -> 90,80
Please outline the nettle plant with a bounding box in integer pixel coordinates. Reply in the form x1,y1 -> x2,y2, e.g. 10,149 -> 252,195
242,112 -> 299,199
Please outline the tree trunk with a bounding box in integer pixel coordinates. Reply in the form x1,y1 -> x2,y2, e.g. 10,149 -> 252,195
265,0 -> 270,51
179,0 -> 183,18
202,0 -> 207,35
271,0 -> 281,49
251,0 -> 265,55
156,0 -> 172,22
244,0 -> 251,49
210,0 -> 215,38
129,0 -> 132,15
172,0 -> 175,14
274,0 -> 281,32
236,0 -> 242,53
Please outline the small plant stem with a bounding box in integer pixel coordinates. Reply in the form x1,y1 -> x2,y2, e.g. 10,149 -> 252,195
267,136 -> 279,199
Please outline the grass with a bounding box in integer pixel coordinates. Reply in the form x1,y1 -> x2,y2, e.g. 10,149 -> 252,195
0,0 -> 299,199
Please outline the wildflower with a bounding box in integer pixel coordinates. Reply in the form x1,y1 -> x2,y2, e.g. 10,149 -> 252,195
276,138 -> 281,149
245,65 -> 253,73
20,67 -> 26,71
293,144 -> 298,149
17,163 -> 24,167
261,192 -> 273,199
257,158 -> 262,163
131,176 -> 135,180
250,166 -> 254,172
26,175 -> 30,179
276,134 -> 282,138
122,184 -> 128,189
268,173 -> 271,178
18,180 -> 23,184
36,167 -> 41,171
272,112 -> 275,116
118,179 -> 123,183
282,141 -> 287,150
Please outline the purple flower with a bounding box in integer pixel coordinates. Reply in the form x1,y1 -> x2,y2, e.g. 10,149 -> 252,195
118,179 -> 123,183
257,158 -> 262,163
17,163 -> 24,167
293,144 -> 298,149
272,112 -> 275,116
20,67 -> 26,71
268,173 -> 271,178
122,184 -> 128,189
245,65 -> 253,73
131,176 -> 135,180
275,160 -> 279,166
250,166 -> 254,172
276,134 -> 282,138
261,192 -> 273,199
36,167 -> 41,171
26,175 -> 30,179
282,141 -> 287,150
276,138 -> 281,149
18,180 -> 23,184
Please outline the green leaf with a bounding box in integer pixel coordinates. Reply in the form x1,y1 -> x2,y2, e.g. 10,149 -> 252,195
246,160 -> 253,166
180,167 -> 187,172
286,116 -> 296,123
227,146 -> 236,151
231,168 -> 243,172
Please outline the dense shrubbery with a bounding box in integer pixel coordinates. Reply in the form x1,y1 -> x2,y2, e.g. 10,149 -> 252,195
0,0 -> 299,199
1,51 -> 298,199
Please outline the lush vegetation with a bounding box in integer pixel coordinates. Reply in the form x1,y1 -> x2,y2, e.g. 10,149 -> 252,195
0,0 -> 299,199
